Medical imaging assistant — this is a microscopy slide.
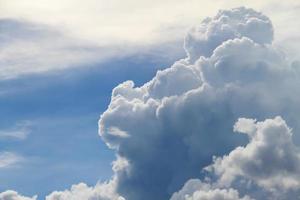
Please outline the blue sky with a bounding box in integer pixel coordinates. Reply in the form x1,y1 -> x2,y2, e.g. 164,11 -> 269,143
0,51 -> 184,198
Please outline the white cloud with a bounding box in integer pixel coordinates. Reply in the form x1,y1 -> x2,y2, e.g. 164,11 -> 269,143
45,178 -> 124,200
0,152 -> 23,168
0,178 -> 124,200
0,121 -> 32,140
0,190 -> 37,200
207,116 -> 300,197
171,179 -> 253,200
184,7 -> 273,62
0,0 -> 298,46
0,19 -> 126,80
0,0 -> 299,79
0,18 -> 184,80
174,116 -> 300,200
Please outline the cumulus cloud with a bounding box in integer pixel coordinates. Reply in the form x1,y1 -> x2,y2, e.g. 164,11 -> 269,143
206,116 -> 300,198
184,7 -> 273,62
98,6 -> 300,200
45,179 -> 124,200
170,179 -> 253,200
174,117 -> 300,200
0,178 -> 123,200
0,190 -> 36,200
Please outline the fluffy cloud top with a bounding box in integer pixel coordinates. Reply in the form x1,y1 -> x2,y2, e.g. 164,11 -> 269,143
184,7 -> 273,62
207,116 -> 300,197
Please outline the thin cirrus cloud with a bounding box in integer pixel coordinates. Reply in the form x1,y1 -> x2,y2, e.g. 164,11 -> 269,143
0,152 -> 23,169
0,122 -> 30,171
0,18 -> 183,80
1,5 -> 300,200
0,19 -> 126,80
1,0 -> 299,45
0,0 -> 300,80
0,121 -> 32,140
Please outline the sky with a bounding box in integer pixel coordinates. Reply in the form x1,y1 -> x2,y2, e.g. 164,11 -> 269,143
0,45 -> 184,198
0,1 -> 300,200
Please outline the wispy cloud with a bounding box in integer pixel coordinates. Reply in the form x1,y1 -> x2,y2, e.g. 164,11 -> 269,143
1,0 -> 299,45
0,19 -> 183,81
0,151 -> 23,168
0,19 -> 119,80
0,120 -> 32,140
0,0 -> 299,80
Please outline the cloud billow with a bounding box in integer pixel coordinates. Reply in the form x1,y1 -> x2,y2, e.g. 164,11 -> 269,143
173,117 -> 300,200
184,7 -> 273,63
98,6 -> 300,200
171,179 -> 253,200
0,190 -> 36,200
45,179 -> 124,200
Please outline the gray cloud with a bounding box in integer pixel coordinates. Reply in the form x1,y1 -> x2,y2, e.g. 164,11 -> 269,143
98,6 -> 300,200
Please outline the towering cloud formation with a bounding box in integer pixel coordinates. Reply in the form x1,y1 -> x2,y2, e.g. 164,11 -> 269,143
2,6 -> 300,200
184,7 -> 273,62
99,6 -> 300,200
